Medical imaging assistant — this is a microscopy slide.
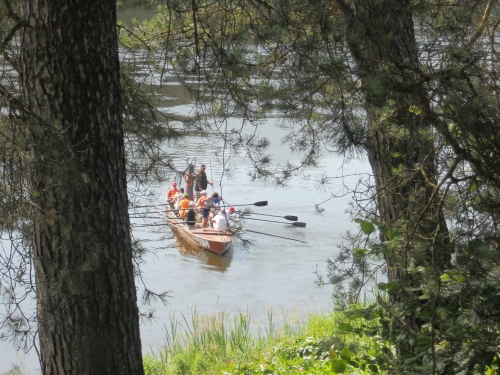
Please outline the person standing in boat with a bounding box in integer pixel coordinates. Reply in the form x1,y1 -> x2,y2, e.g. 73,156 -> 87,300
195,164 -> 212,201
198,192 -> 221,228
166,182 -> 178,207
185,201 -> 197,228
211,208 -> 228,232
184,165 -> 195,200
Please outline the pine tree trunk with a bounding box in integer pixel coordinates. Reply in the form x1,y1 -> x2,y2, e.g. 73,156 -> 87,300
19,1 -> 144,374
339,0 -> 450,285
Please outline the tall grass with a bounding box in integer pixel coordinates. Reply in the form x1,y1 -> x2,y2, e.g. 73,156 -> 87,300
144,304 -> 384,375
144,306 -> 276,375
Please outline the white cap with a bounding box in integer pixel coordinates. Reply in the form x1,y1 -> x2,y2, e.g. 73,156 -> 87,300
189,201 -> 195,206
200,190 -> 207,195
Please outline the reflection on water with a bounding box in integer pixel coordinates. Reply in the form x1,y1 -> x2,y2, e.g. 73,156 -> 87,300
175,238 -> 233,272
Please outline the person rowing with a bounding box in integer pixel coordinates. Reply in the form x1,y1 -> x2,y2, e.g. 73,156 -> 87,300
226,206 -> 239,223
185,201 -> 197,228
216,206 -> 238,223
172,187 -> 185,212
166,182 -> 178,207
211,208 -> 228,232
178,193 -> 190,219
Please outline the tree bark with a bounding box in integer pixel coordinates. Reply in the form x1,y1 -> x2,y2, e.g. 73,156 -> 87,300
338,0 -> 450,284
19,1 -> 144,374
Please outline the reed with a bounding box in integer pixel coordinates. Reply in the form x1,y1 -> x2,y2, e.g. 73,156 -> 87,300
143,303 -> 384,375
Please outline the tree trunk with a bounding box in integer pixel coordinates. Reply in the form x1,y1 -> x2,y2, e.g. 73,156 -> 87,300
338,0 -> 450,285
19,1 -> 144,374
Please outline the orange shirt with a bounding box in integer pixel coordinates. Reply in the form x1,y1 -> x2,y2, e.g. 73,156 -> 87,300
179,198 -> 191,219
197,196 -> 205,207
167,187 -> 178,202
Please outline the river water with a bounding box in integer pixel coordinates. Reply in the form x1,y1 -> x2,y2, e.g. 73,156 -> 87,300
0,13 -> 373,375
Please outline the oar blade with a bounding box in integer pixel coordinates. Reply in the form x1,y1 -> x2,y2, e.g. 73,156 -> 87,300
291,222 -> 307,228
253,201 -> 268,207
232,201 -> 268,207
248,212 -> 298,220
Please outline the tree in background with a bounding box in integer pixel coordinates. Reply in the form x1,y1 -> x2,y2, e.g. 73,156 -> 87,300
127,0 -> 500,372
0,0 -> 145,373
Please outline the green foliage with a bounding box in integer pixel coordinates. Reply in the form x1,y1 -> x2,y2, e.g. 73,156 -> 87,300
144,307 -> 392,375
328,214 -> 500,373
143,354 -> 167,375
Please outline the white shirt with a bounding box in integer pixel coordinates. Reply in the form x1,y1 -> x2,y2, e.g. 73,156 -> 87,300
225,211 -> 238,223
174,192 -> 183,210
212,213 -> 228,231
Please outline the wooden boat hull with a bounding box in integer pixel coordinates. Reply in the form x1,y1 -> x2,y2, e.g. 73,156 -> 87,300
165,209 -> 233,255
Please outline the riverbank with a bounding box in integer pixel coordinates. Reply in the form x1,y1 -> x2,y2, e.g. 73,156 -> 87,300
143,305 -> 386,375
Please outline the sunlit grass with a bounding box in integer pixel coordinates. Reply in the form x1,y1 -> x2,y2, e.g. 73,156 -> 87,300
144,304 -> 385,375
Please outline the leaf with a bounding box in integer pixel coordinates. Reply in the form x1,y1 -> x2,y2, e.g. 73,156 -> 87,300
368,364 -> 379,373
409,105 -> 421,115
338,323 -> 353,332
379,281 -> 399,291
440,273 -> 451,281
469,181 -> 477,192
340,347 -> 352,361
353,248 -> 368,256
81,173 -> 91,184
362,311 -> 376,321
354,218 -> 363,223
349,360 -> 359,368
387,229 -> 394,240
416,340 -> 430,347
346,312 -> 362,320
377,224 -> 389,234
360,221 -> 375,235
329,348 -> 337,359
331,359 -> 346,373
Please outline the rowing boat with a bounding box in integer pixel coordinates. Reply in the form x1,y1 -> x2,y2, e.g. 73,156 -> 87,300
164,207 -> 233,256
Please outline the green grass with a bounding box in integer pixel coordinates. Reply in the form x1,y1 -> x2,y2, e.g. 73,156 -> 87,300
144,305 -> 388,375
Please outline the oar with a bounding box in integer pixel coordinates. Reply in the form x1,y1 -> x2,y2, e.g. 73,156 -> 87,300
131,223 -> 166,228
132,217 -> 186,228
249,213 -> 298,221
230,201 -> 268,207
243,217 -> 306,227
245,229 -> 308,243
133,200 -> 268,210
130,216 -> 167,219
130,204 -> 164,209
131,209 -> 183,215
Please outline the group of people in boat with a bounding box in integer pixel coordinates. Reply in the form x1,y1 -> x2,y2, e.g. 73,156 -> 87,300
166,164 -> 237,231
